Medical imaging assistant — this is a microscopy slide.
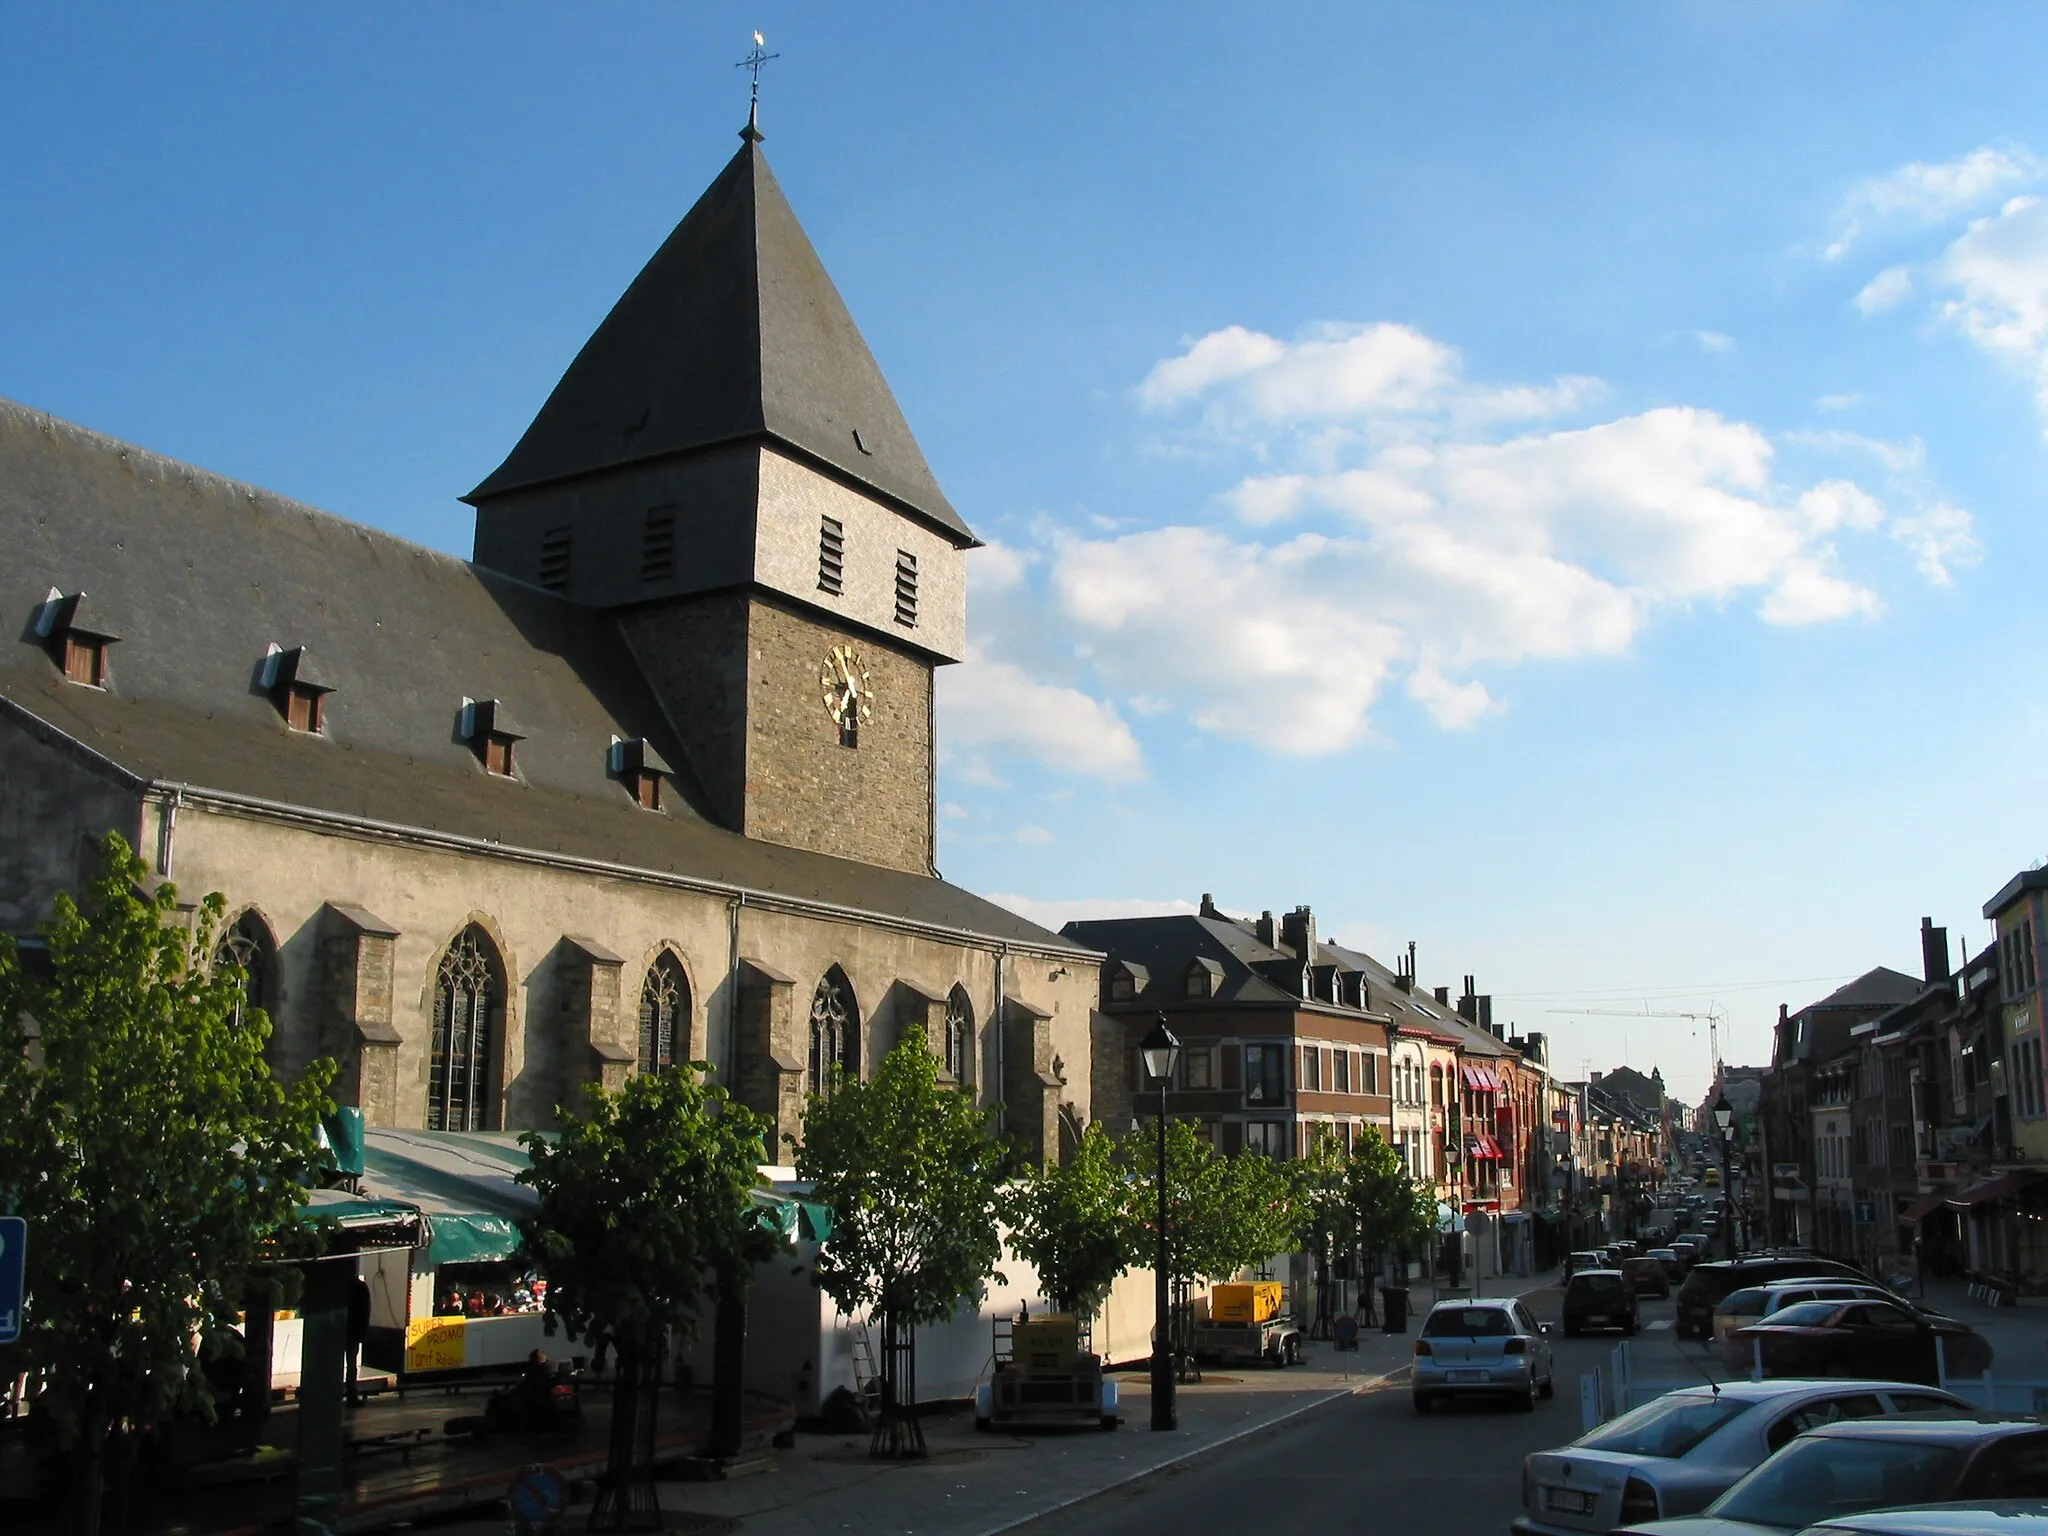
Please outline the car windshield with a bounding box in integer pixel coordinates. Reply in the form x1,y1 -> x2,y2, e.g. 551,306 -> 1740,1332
1719,1288 -> 1767,1314
1422,1306 -> 1515,1337
1575,1394 -> 1748,1459
1757,1301 -> 1842,1327
1708,1436 -> 1966,1529
1573,1274 -> 1627,1295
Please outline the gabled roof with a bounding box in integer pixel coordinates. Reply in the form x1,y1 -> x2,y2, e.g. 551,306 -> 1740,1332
1802,967 -> 1926,1015
467,128 -> 973,547
0,398 -> 1073,954
1061,913 -> 1309,1007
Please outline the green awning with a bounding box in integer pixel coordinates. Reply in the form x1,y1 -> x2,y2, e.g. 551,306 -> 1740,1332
752,1186 -> 832,1243
321,1107 -> 367,1178
300,1186 -> 424,1254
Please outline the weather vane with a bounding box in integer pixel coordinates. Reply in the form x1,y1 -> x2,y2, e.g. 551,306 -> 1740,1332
737,30 -> 779,127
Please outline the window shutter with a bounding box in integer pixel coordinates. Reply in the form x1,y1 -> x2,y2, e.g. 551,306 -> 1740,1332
1221,1043 -> 1242,1092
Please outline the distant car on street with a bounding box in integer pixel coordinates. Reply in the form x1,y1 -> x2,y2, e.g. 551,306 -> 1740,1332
1625,1256 -> 1673,1300
1564,1269 -> 1641,1337
1618,1417 -> 2048,1536
1513,1379 -> 1972,1536
1648,1249 -> 1688,1282
1412,1297 -> 1554,1413
1570,1250 -> 1610,1280
1732,1298 -> 1994,1385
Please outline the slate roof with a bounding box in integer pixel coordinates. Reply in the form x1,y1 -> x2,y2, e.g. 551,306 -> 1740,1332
467,129 -> 973,547
1804,967 -> 1925,1013
0,397 -> 1078,953
1062,914 -> 1311,1007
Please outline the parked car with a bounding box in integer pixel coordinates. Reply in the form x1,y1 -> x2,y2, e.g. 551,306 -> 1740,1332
1565,1269 -> 1641,1337
1570,1250 -> 1611,1281
1676,1257 -> 1877,1340
1411,1296 -> 1554,1413
1714,1282 -> 1897,1362
1795,1502 -> 2048,1536
1649,1248 -> 1688,1282
1626,1256 -> 1674,1300
1733,1298 -> 1994,1385
1620,1418 -> 2048,1536
1513,1379 -> 1972,1536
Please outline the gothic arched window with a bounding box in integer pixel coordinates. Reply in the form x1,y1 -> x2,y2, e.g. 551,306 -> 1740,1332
808,968 -> 857,1096
944,985 -> 973,1086
214,911 -> 275,1031
429,926 -> 502,1131
639,952 -> 689,1075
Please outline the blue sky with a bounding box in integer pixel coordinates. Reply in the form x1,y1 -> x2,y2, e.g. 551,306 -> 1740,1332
7,5 -> 2048,1102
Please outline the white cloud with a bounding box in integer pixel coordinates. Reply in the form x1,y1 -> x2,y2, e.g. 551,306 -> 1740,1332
1890,504 -> 1983,584
941,801 -> 969,821
980,892 -> 1199,932
1692,330 -> 1737,355
1856,265 -> 1916,314
1013,825 -> 1055,846
1139,321 -> 1458,421
1934,193 -> 2048,424
968,540 -> 1031,592
1408,663 -> 1498,729
937,653 -> 1144,782
1826,144 -> 2042,260
1759,554 -> 1882,625
1816,393 -> 1866,412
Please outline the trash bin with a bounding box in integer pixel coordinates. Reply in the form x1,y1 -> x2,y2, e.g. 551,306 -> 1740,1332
1382,1285 -> 1409,1333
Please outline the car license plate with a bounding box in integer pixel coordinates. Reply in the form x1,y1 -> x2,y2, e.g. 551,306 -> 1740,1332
1585,1314 -> 1608,1324
1448,1369 -> 1485,1383
1545,1489 -> 1595,1515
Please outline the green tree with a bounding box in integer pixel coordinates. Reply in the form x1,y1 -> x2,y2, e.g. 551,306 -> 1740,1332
1005,1122 -> 1135,1318
1347,1126 -> 1439,1289
519,1064 -> 775,1525
0,833 -> 334,1536
1124,1121 -> 1296,1339
1289,1129 -> 1357,1333
795,1027 -> 1010,1458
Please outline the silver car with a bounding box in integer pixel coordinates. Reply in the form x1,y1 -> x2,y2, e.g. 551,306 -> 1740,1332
1797,1504 -> 2048,1536
1511,1379 -> 1970,1535
1413,1297 -> 1555,1413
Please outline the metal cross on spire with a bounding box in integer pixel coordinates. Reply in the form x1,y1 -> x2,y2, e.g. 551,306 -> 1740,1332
736,30 -> 779,138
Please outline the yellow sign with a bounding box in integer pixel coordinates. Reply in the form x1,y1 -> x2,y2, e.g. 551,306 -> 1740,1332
405,1316 -> 467,1373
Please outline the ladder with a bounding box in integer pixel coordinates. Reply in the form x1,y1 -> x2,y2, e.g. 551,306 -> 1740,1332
848,1317 -> 882,1417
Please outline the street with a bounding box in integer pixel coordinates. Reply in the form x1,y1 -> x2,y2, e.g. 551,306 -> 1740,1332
1031,1281 -> 1751,1536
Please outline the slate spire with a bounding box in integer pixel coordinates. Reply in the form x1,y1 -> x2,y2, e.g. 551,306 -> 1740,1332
467,129 -> 971,545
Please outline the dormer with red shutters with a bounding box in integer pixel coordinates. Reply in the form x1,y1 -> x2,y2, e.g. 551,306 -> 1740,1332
261,645 -> 336,733
461,698 -> 525,778
608,736 -> 673,811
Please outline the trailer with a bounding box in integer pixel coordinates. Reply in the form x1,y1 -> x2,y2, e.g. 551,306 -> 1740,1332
1189,1282 -> 1303,1368
974,1312 -> 1119,1432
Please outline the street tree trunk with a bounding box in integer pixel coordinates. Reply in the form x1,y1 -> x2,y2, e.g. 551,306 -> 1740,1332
869,1312 -> 925,1460
69,1402 -> 108,1536
591,1342 -> 663,1530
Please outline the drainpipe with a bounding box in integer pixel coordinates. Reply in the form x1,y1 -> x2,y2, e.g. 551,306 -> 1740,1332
155,787 -> 183,877
992,947 -> 1007,1122
725,894 -> 743,1085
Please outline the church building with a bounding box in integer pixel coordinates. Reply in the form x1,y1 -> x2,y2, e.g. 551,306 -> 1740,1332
0,119 -> 1106,1162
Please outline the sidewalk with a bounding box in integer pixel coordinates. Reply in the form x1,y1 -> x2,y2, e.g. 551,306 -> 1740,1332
419,1266 -> 1563,1536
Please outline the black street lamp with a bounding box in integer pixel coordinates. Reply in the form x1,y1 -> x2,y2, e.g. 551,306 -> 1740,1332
1140,1017 -> 1182,1433
1713,1094 -> 1737,1261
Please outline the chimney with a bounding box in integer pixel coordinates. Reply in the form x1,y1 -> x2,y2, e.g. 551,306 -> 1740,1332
1520,1031 -> 1547,1066
1457,974 -> 1477,1023
1280,905 -> 1317,959
1397,940 -> 1417,993
1478,995 -> 1494,1034
1433,985 -> 1450,1007
1921,916 -> 1951,986
1200,892 -> 1223,919
1255,910 -> 1278,949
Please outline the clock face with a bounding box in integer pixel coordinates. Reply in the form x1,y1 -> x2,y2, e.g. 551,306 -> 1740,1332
820,644 -> 874,730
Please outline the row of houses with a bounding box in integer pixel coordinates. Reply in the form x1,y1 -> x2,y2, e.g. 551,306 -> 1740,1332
1072,898 -> 1671,1275
1756,869 -> 2048,1298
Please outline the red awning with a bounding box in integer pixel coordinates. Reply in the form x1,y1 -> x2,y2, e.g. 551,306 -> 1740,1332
1900,1191 -> 1949,1223
1467,1134 -> 1504,1161
1462,1198 -> 1501,1214
1462,1064 -> 1500,1092
1947,1171 -> 2048,1209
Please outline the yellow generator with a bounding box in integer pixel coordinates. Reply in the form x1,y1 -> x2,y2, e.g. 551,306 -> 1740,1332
976,1311 -> 1118,1432
1191,1281 -> 1302,1367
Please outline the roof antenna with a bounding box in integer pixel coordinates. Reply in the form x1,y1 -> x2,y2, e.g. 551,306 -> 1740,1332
736,29 -> 779,142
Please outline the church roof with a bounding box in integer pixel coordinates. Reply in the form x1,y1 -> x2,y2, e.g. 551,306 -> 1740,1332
466,129 -> 973,547
0,398 -> 1070,953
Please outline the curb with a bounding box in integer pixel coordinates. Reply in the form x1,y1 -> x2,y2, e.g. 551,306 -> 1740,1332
969,1361 -> 1412,1536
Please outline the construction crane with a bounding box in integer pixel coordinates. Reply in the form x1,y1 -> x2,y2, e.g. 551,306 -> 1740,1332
1545,1005 -> 1728,1083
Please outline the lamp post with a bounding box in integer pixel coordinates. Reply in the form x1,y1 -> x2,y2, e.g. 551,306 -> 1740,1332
1713,1094 -> 1737,1261
1140,1017 -> 1182,1433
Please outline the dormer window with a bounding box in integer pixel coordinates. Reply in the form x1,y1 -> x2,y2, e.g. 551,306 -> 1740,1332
609,737 -> 672,811
1185,957 -> 1222,1000
462,698 -> 525,778
261,646 -> 336,734
34,589 -> 117,688
1106,959 -> 1150,1003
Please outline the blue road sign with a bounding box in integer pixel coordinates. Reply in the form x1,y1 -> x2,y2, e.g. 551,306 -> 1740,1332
0,1216 -> 24,1344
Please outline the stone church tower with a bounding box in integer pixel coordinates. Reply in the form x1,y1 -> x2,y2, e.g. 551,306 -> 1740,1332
466,122 -> 973,877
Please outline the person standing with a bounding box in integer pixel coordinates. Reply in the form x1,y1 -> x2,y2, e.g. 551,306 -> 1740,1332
345,1274 -> 371,1406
